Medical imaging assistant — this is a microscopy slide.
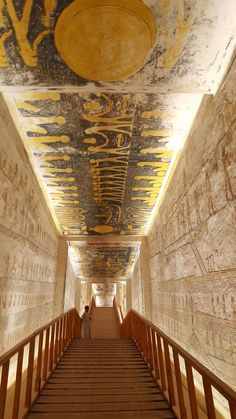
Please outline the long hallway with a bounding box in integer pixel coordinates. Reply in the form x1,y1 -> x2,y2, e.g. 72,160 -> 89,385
0,1 -> 235,418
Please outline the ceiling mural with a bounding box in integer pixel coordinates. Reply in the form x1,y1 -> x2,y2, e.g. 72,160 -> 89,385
6,91 -> 201,236
0,0 -> 234,92
68,243 -> 140,280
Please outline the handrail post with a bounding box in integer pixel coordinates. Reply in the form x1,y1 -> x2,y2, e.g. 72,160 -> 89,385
173,349 -> 187,419
25,337 -> 35,409
185,360 -> 199,419
49,324 -> 55,372
35,332 -> 43,392
43,327 -> 50,381
12,348 -> 24,419
151,329 -> 160,380
0,360 -> 10,419
229,401 -> 236,419
54,320 -> 60,364
63,315 -> 67,351
203,377 -> 216,419
163,341 -> 175,407
156,335 -> 166,391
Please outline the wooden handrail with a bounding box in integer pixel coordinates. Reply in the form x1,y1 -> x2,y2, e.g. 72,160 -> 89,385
121,309 -> 236,419
0,308 -> 81,419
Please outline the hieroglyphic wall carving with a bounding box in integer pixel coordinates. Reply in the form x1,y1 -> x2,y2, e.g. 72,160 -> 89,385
80,282 -> 93,315
147,59 -> 236,389
116,282 -> 127,317
64,255 -> 81,313
129,252 -> 144,316
0,95 -> 59,354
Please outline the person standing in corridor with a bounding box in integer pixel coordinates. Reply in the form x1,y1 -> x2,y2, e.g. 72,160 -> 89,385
81,305 -> 91,338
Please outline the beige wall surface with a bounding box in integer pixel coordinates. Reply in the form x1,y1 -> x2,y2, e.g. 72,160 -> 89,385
147,59 -> 236,389
130,252 -> 145,316
0,96 -> 60,355
116,282 -> 127,317
64,254 -> 81,313
80,282 -> 93,314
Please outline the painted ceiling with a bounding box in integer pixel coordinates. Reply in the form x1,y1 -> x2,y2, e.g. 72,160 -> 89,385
69,242 -> 140,280
1,0 -> 235,281
7,91 -> 201,236
0,0 -> 234,92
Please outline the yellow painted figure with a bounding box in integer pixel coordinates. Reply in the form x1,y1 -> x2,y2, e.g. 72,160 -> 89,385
81,305 -> 91,338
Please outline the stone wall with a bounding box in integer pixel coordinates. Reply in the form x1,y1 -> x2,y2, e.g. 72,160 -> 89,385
64,255 -> 81,313
129,252 -> 145,316
147,59 -> 236,388
80,282 -> 93,314
116,282 -> 127,316
0,96 -> 60,354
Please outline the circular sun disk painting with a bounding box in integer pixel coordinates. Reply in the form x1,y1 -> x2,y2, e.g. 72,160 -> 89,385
54,0 -> 156,82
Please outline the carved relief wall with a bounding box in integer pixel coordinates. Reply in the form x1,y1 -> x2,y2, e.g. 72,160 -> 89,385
0,96 -> 59,354
129,251 -> 145,316
64,256 -> 81,312
148,60 -> 236,389
116,282 -> 127,316
80,282 -> 93,314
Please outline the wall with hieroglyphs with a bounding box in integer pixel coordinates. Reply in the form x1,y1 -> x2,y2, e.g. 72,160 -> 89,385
116,282 -> 127,316
80,283 -> 93,315
0,95 -> 60,355
147,59 -> 236,389
64,255 -> 81,313
129,252 -> 145,316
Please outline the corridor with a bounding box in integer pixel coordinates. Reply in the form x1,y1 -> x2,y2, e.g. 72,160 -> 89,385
0,0 -> 235,418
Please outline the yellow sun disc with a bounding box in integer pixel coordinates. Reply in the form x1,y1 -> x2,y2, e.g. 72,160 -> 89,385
54,0 -> 156,82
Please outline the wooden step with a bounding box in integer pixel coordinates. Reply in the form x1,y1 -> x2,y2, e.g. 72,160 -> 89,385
44,381 -> 158,389
27,412 -> 175,419
31,401 -> 171,412
41,388 -> 162,396
37,393 -> 166,403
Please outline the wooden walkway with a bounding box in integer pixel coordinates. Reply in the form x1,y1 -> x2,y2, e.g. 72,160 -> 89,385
27,339 -> 175,418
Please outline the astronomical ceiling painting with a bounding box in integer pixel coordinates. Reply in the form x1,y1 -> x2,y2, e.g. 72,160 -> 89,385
2,0 -> 236,239
7,91 -> 201,236
69,242 -> 140,280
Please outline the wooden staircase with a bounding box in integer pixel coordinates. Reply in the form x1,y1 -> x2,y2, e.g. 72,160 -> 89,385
91,307 -> 120,338
26,338 -> 175,418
